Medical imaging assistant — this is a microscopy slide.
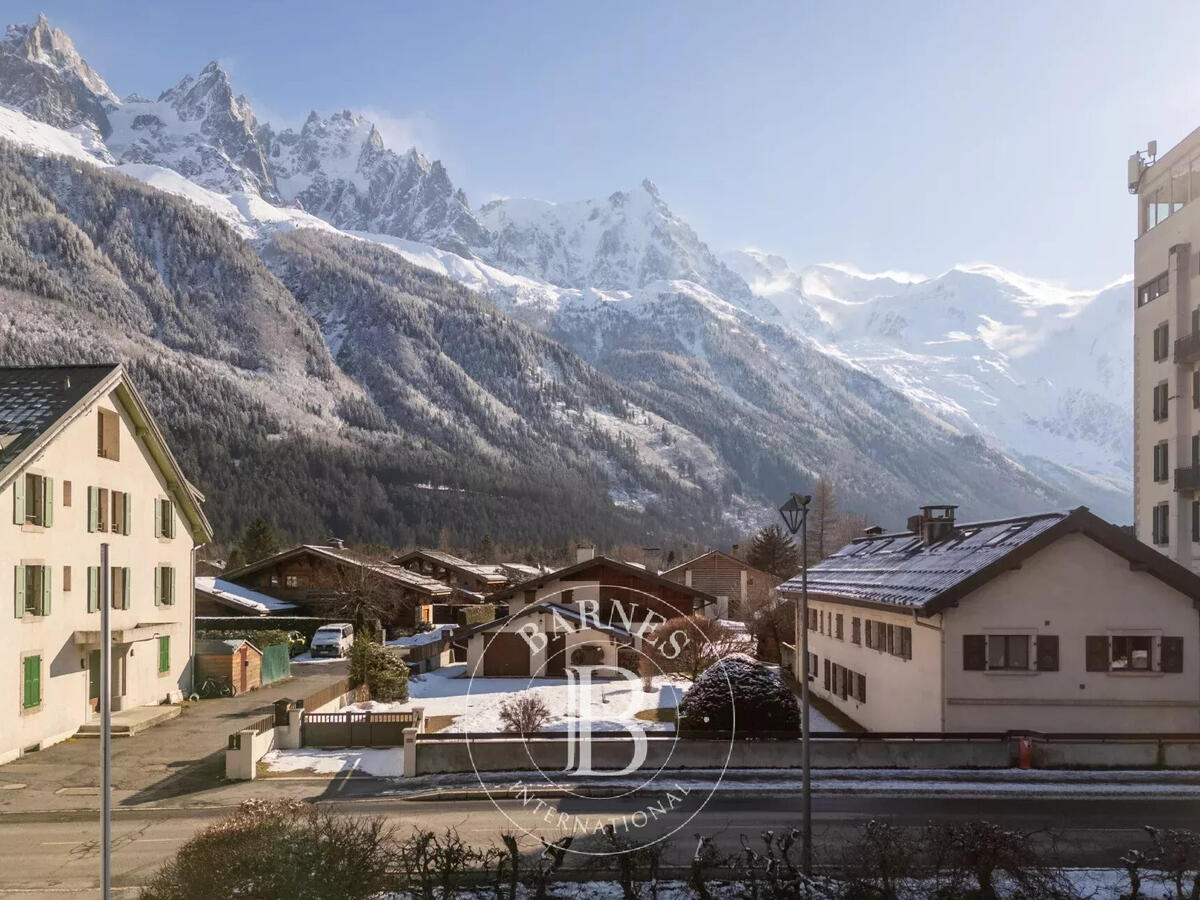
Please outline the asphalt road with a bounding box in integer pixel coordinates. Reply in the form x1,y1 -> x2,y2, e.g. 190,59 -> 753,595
3,793 -> 1200,897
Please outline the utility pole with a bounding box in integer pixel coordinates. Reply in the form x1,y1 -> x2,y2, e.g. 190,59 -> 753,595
778,493 -> 812,877
100,542 -> 111,900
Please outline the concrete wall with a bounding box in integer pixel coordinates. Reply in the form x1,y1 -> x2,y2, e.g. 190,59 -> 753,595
0,384 -> 196,764
944,533 -> 1200,733
802,599 -> 944,731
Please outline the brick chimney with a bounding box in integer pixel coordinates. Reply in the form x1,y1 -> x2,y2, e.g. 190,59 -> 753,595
911,505 -> 957,546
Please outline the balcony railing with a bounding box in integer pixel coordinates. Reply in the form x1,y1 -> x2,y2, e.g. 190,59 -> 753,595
1175,332 -> 1200,365
1175,466 -> 1200,493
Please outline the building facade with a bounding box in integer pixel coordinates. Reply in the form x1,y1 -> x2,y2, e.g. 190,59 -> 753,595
661,550 -> 778,619
0,366 -> 211,763
783,506 -> 1200,733
1132,128 -> 1200,567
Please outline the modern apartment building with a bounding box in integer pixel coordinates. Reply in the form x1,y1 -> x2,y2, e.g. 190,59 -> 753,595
1131,129 -> 1200,565
0,365 -> 212,763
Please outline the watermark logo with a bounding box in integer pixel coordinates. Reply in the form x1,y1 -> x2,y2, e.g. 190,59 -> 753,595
461,587 -> 738,856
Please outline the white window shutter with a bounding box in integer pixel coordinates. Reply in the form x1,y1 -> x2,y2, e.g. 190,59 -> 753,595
123,568 -> 130,609
154,498 -> 162,538
88,567 -> 99,613
154,567 -> 161,606
14,566 -> 25,618
88,486 -> 99,533
43,477 -> 53,528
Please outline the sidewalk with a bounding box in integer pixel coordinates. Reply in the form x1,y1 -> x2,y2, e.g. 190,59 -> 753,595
0,662 -> 347,817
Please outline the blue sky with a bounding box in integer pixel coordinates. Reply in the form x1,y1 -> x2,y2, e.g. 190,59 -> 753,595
13,1 -> 1200,285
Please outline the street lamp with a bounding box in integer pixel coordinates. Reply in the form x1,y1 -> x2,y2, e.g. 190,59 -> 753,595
778,492 -> 812,877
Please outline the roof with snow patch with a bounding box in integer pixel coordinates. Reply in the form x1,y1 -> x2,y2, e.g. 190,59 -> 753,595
194,576 -> 297,614
779,507 -> 1200,613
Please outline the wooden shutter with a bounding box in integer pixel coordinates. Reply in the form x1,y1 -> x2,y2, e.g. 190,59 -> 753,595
88,486 -> 99,533
1161,636 -> 1184,673
1085,635 -> 1109,672
823,658 -> 830,690
158,636 -> 170,673
1036,635 -> 1059,671
858,673 -> 866,703
963,634 -> 986,670
13,566 -> 24,618
23,656 -> 39,709
12,477 -> 24,525
88,567 -> 99,613
41,566 -> 50,616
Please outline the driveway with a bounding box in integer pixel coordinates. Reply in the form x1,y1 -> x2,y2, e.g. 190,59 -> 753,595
0,660 -> 348,815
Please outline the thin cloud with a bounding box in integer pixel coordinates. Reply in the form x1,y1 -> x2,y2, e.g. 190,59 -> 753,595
358,106 -> 437,156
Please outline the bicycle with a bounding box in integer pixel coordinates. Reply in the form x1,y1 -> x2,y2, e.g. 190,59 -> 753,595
197,675 -> 235,699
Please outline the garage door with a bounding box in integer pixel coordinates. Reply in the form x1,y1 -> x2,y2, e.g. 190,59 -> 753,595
483,632 -> 530,677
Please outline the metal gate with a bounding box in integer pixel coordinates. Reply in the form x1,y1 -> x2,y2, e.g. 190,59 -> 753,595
261,644 -> 291,685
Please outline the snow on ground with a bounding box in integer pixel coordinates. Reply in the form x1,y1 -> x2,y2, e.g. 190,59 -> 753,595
263,748 -> 403,777
290,652 -> 346,664
386,625 -> 454,649
338,662 -> 841,733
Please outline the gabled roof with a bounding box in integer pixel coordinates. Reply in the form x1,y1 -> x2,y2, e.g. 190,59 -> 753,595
222,544 -> 454,596
487,554 -> 717,605
391,548 -> 512,583
453,600 -> 634,643
0,364 -> 212,543
195,638 -> 261,656
661,549 -> 779,582
779,507 -> 1200,614
194,576 -> 298,614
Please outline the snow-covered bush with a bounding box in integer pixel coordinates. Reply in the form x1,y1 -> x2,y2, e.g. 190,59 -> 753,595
498,694 -> 551,734
676,655 -> 800,733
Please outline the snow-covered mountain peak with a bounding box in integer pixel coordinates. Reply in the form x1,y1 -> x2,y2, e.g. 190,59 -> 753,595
4,14 -> 115,102
474,180 -> 751,300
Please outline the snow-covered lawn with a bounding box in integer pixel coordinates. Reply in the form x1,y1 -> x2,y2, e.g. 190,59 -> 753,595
263,748 -> 403,777
347,663 -> 688,733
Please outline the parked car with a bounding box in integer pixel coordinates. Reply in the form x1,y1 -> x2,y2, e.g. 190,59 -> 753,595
310,623 -> 354,658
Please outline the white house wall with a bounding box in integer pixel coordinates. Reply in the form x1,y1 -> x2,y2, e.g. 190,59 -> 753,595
0,386 -> 196,764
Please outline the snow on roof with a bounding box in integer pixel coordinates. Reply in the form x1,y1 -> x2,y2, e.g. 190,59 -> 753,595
195,576 -> 297,614
780,511 -> 1071,610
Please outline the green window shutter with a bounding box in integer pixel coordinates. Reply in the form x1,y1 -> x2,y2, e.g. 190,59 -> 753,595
154,498 -> 162,538
88,567 -> 99,613
88,486 -> 99,533
123,568 -> 131,609
158,636 -> 170,673
166,502 -> 176,539
12,477 -> 24,526
154,566 -> 161,606
41,566 -> 50,616
23,656 -> 41,709
42,477 -> 53,528
167,567 -> 175,606
123,492 -> 131,536
14,565 -> 25,618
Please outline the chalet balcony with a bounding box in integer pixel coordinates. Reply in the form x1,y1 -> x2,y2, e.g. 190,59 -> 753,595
1175,466 -> 1200,493
1174,332 -> 1200,365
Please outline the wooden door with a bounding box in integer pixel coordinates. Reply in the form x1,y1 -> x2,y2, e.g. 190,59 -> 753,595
545,633 -> 566,677
482,632 -> 530,677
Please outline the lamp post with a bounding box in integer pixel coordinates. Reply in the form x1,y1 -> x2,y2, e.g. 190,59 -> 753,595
100,542 -> 111,900
779,492 -> 812,877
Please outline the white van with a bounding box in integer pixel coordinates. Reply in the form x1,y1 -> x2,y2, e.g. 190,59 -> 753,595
310,623 -> 354,658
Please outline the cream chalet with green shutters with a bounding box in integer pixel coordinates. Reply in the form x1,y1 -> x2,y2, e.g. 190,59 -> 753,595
0,365 -> 211,764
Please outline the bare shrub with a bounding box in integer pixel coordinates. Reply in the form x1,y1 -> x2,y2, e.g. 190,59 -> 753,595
639,615 -> 748,682
499,693 -> 551,733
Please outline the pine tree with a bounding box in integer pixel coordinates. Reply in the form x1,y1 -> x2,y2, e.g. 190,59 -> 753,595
240,518 -> 279,563
747,524 -> 801,579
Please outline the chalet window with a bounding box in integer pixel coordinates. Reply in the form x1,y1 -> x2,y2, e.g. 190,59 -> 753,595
851,617 -> 861,645
111,567 -> 130,610
154,498 -> 176,539
155,566 -> 175,606
13,473 -> 52,527
834,614 -> 844,640
97,408 -> 120,460
987,634 -> 1030,670
1036,635 -> 1059,671
1138,271 -> 1170,306
285,575 -> 300,588
1154,441 -> 1170,482
13,565 -> 50,617
1153,502 -> 1170,546
856,672 -> 867,703
1110,635 -> 1152,671
110,490 -> 130,535
1153,322 -> 1170,361
1153,382 -> 1170,421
